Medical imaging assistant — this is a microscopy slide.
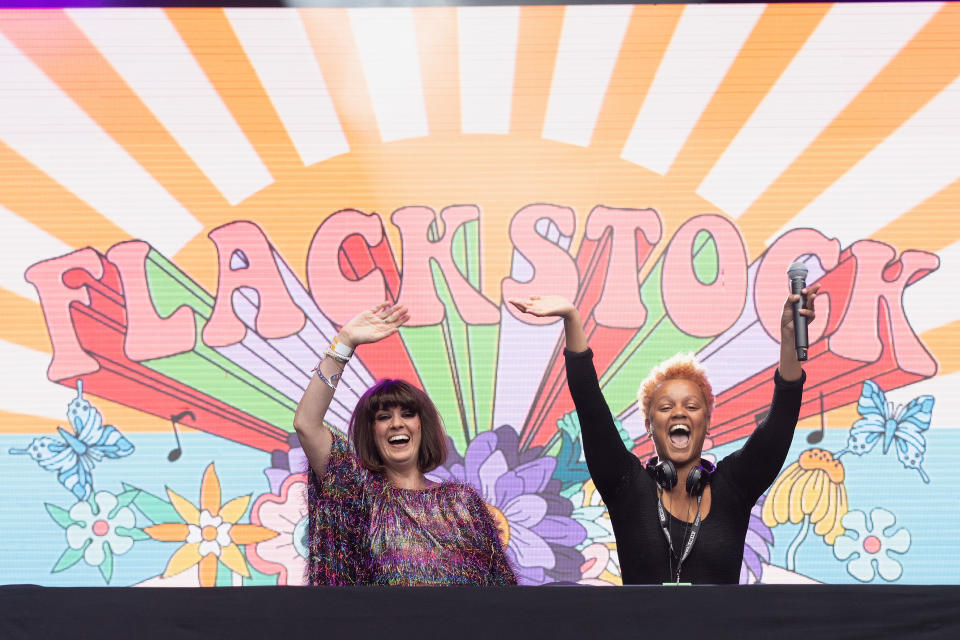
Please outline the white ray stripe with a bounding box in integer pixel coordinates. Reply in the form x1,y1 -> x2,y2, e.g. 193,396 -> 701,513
492,217 -> 571,431
621,3 -> 764,174
886,371 -> 960,429
0,31 -> 202,257
542,4 -> 632,147
348,8 -> 428,142
0,339 -> 75,421
226,9 -> 349,166
904,239 -> 960,336
767,76 -> 960,248
457,6 -> 519,135
67,8 -> 273,206
618,405 -> 646,440
697,2 -> 942,218
0,206 -> 73,300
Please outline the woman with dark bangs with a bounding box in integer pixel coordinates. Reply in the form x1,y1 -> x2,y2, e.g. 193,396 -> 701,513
510,285 -> 818,585
294,302 -> 516,586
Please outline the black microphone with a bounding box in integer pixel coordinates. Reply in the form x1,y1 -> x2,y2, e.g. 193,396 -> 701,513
787,262 -> 808,361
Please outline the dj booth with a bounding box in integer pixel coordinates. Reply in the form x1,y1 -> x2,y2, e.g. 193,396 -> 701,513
1,585 -> 957,639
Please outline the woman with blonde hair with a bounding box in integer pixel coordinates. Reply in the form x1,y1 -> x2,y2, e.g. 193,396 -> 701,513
510,285 -> 818,584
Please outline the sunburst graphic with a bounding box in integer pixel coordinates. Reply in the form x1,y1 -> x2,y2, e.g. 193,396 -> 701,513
1,2 -> 958,478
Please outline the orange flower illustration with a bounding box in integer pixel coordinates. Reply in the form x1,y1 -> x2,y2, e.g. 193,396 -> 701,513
762,448 -> 848,572
145,463 -> 277,587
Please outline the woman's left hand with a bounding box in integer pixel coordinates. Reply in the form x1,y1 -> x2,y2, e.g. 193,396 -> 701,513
339,302 -> 409,348
778,283 -> 820,380
508,295 -> 576,319
780,283 -> 820,343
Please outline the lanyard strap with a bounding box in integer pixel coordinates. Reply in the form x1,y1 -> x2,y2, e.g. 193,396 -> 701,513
657,492 -> 703,580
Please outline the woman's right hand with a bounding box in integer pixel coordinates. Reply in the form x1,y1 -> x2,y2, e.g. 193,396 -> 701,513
510,295 -> 586,352
339,302 -> 409,348
508,295 -> 576,319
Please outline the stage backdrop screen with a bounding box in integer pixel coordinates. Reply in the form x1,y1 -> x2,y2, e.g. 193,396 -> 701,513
1,2 -> 958,587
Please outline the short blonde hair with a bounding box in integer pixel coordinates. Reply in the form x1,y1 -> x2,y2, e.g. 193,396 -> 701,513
637,353 -> 715,425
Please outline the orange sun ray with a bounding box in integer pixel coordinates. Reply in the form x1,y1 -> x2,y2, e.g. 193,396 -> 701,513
0,10 -> 228,223
590,4 -> 685,157
667,3 -> 833,189
166,8 -> 303,180
0,143 -> 133,252
414,7 -> 460,138
871,178 -> 960,254
511,5 -> 566,139
300,7 -> 380,150
735,3 -> 960,259
0,289 -> 56,354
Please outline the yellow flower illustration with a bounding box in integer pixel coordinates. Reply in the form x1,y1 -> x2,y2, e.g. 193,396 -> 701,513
145,463 -> 277,587
762,448 -> 848,571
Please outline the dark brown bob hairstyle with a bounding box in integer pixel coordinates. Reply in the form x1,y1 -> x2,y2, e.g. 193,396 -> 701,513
348,378 -> 448,474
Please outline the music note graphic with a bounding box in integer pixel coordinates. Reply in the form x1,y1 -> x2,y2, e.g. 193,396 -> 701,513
807,392 -> 826,444
168,410 -> 195,462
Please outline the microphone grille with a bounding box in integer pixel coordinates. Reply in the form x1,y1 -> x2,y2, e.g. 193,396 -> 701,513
787,261 -> 808,278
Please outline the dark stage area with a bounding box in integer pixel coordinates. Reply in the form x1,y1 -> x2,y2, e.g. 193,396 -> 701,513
1,584 -> 958,639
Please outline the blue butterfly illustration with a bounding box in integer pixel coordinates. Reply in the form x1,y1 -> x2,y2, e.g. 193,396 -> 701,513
9,379 -> 134,500
836,379 -> 933,483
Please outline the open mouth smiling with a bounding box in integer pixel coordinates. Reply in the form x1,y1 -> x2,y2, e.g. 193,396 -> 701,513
668,424 -> 691,449
387,434 -> 411,446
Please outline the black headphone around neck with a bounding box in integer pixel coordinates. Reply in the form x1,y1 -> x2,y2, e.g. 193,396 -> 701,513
645,456 -> 715,496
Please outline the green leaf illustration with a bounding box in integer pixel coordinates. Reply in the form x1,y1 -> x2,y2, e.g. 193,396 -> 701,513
98,542 -> 114,584
123,483 -> 181,524
44,503 -> 77,530
110,489 -> 141,519
51,544 -> 87,573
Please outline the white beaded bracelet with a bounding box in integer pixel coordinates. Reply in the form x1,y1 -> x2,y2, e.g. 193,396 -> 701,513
324,348 -> 350,364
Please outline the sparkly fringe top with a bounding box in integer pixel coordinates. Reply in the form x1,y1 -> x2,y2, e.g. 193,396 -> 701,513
307,431 -> 517,586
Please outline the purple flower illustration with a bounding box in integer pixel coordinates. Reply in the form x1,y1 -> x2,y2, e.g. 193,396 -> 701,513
741,495 -> 773,584
265,433 -> 308,494
428,427 -> 586,585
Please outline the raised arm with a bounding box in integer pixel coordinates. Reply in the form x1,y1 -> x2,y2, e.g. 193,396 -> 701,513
508,294 -> 586,354
293,302 -> 409,476
726,285 -> 819,497
778,283 -> 819,382
509,295 -> 634,498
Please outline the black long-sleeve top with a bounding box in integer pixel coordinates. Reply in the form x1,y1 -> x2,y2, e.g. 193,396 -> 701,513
564,348 -> 804,585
